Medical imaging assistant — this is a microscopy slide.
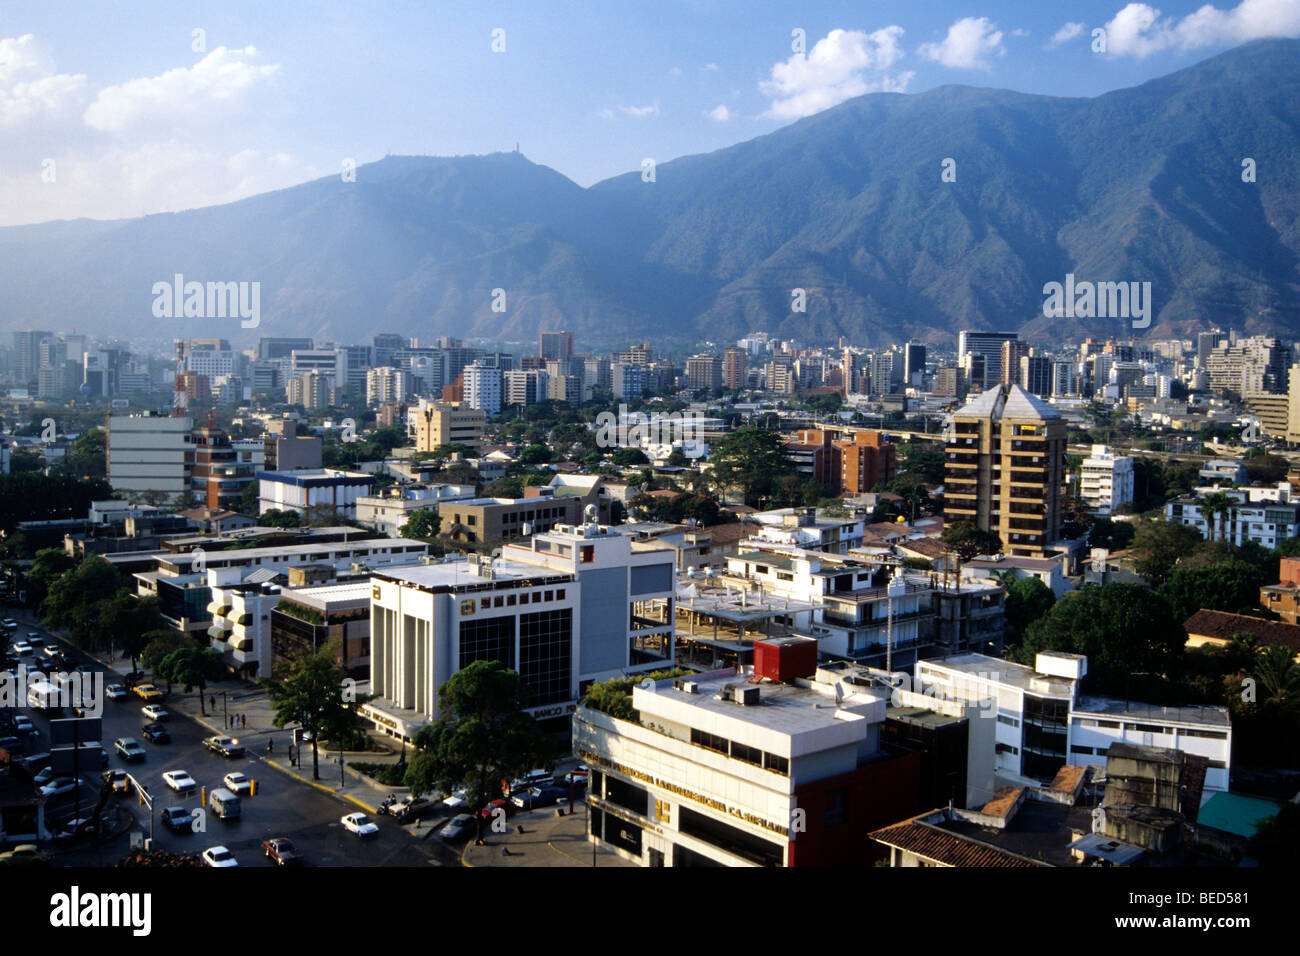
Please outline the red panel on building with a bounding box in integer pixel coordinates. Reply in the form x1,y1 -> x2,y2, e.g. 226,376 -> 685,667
754,637 -> 818,683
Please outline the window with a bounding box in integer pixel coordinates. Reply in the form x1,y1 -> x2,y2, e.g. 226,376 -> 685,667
824,788 -> 847,827
730,741 -> 763,766
493,596 -> 504,608
690,728 -> 728,755
544,590 -> 553,601
581,546 -> 594,563
556,589 -> 565,600
507,594 -> 516,606
480,598 -> 490,609
764,753 -> 788,776
997,714 -> 1020,728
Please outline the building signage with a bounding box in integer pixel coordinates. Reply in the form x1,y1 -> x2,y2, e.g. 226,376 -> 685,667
579,749 -> 788,837
529,702 -> 577,719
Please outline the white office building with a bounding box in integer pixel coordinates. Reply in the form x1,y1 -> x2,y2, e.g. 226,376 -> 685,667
362,523 -> 677,739
463,361 -> 502,414
1165,481 -> 1300,548
355,483 -> 476,537
1080,445 -> 1134,516
257,468 -> 375,519
914,652 -> 1231,798
108,413 -> 194,499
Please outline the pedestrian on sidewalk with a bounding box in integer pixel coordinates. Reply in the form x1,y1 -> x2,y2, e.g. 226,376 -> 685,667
267,738 -> 274,754
209,696 -> 215,711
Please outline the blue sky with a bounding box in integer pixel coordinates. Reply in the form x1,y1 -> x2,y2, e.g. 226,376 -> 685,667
3,0 -> 1298,225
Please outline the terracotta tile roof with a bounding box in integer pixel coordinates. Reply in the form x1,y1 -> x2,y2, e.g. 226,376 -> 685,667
701,523 -> 755,545
980,787 -> 1024,820
870,813 -> 1049,867
1048,765 -> 1088,795
1183,609 -> 1300,654
896,538 -> 949,560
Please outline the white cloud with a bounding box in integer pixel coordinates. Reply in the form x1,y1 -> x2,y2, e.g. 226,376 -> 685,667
1048,22 -> 1088,47
919,16 -> 1006,69
668,66 -> 682,77
706,104 -> 731,121
701,62 -> 720,71
0,34 -> 88,128
619,103 -> 659,117
1103,0 -> 1300,58
83,45 -> 279,132
1011,28 -> 1031,38
760,26 -> 913,119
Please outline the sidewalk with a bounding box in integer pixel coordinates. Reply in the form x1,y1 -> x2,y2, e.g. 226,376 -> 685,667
461,801 -> 636,868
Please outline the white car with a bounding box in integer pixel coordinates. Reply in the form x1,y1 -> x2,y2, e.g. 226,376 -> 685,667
341,812 -> 378,836
105,684 -> 128,700
223,772 -> 251,796
201,846 -> 238,868
141,704 -> 169,721
39,776 -> 79,797
12,642 -> 31,655
442,788 -> 468,808
162,770 -> 196,794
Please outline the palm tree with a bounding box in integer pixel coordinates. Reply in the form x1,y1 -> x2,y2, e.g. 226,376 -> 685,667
1197,491 -> 1235,543
1251,646 -> 1300,717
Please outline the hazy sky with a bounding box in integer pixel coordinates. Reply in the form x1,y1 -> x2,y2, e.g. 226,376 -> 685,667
3,0 -> 1298,226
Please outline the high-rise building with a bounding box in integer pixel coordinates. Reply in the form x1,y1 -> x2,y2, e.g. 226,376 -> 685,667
258,337 -> 314,360
1196,331 -> 1225,368
108,414 -> 194,500
366,366 -> 409,407
463,361 -> 502,414
614,343 -> 652,366
372,333 -> 407,367
413,400 -> 486,453
1081,445 -> 1135,516
1000,341 -> 1030,386
958,331 -> 1019,389
944,384 -> 1066,558
686,353 -> 722,392
611,363 -> 644,400
12,330 -> 52,387
539,330 -> 574,362
286,371 -> 336,409
723,347 -> 747,391
903,342 -> 927,388
1050,361 -> 1076,398
1020,355 -> 1053,398
505,369 -> 549,407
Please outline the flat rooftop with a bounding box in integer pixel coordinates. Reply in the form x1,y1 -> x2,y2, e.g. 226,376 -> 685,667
374,558 -> 573,592
1074,696 -> 1232,728
639,670 -> 889,736
921,653 -> 1077,697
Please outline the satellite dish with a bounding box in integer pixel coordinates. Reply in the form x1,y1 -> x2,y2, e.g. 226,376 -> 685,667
584,503 -> 599,522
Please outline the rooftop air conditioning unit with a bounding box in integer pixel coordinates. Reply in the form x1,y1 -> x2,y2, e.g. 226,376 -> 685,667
681,681 -> 699,694
736,686 -> 760,706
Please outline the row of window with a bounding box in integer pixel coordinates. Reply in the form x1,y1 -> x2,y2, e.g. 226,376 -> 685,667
688,728 -> 789,775
1075,718 -> 1227,739
466,588 -> 566,613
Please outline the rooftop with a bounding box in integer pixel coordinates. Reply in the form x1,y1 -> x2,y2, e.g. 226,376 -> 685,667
374,557 -> 572,592
921,653 -> 1077,697
1074,696 -> 1232,729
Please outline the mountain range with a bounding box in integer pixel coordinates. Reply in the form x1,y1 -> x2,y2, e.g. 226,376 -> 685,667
2,38 -> 1298,351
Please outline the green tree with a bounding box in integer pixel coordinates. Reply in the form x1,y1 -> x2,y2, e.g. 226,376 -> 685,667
518,444 -> 553,466
237,481 -> 259,516
1129,518 -> 1203,586
262,644 -> 370,780
612,447 -> 648,467
1158,560 -> 1267,623
41,555 -> 123,647
155,646 -> 226,716
140,630 -> 187,686
1196,491 -> 1235,543
709,428 -> 794,506
941,521 -> 1002,562
1019,583 -> 1186,696
25,548 -> 74,608
404,660 -> 558,836
1003,577 -> 1056,647
259,508 -> 301,528
400,509 -> 441,540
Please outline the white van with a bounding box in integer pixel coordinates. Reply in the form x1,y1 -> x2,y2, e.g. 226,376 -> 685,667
209,787 -> 241,821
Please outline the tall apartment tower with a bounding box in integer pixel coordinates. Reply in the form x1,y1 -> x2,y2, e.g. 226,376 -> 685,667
944,384 -> 1066,558
903,342 -> 927,388
539,330 -> 574,362
958,331 -> 1019,389
686,353 -> 722,392
723,347 -> 747,391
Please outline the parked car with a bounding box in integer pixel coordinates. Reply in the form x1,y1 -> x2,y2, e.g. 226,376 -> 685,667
12,715 -> 34,735
390,795 -> 437,823
33,766 -> 57,786
262,837 -> 304,866
0,844 -> 51,866
141,704 -> 168,721
508,769 -> 554,791
478,798 -> 513,821
202,846 -> 238,868
162,770 -> 196,795
133,684 -> 163,702
141,723 -> 170,744
442,787 -> 469,809
114,738 -> 147,762
105,684 -> 128,700
512,785 -> 567,811
204,736 -> 244,758
55,816 -> 104,841
341,812 -> 378,836
438,814 -> 476,841
222,772 -> 251,796
160,807 -> 193,833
